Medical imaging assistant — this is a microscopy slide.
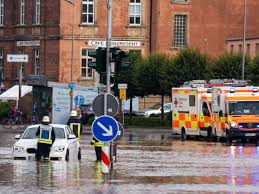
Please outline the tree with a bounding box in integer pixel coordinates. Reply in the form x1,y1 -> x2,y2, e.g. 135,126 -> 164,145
136,53 -> 172,119
173,48 -> 209,86
210,52 -> 251,80
247,55 -> 259,85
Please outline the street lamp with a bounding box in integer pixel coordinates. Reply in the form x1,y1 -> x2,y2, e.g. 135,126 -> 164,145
64,0 -> 75,111
241,0 -> 247,80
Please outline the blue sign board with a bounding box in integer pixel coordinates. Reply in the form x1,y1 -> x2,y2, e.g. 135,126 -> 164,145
92,115 -> 119,142
74,95 -> 85,106
68,82 -> 76,89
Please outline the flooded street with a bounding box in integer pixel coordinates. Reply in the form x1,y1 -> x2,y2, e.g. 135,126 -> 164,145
0,126 -> 258,194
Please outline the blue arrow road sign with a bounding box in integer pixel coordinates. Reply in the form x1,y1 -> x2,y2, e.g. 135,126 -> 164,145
91,115 -> 119,142
68,82 -> 76,89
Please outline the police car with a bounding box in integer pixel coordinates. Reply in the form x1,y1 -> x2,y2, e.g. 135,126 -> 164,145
12,124 -> 81,161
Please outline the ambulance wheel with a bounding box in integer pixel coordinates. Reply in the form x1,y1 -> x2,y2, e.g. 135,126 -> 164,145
78,149 -> 81,160
65,150 -> 69,161
207,128 -> 213,142
181,128 -> 187,141
226,131 -> 232,144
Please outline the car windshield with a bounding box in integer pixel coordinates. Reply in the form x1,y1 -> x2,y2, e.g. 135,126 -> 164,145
22,127 -> 66,139
229,101 -> 259,115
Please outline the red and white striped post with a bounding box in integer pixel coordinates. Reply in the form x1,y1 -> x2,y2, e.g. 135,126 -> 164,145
101,146 -> 110,174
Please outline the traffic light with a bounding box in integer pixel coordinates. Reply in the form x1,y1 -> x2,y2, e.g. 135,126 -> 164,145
88,48 -> 106,73
111,48 -> 130,73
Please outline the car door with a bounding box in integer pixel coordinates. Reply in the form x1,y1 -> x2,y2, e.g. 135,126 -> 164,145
65,126 -> 77,155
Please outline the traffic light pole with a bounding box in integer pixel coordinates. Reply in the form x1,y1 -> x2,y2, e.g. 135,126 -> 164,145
102,0 -> 113,179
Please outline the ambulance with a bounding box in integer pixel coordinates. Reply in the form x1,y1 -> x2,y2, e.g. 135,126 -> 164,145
211,87 -> 259,143
172,87 -> 215,141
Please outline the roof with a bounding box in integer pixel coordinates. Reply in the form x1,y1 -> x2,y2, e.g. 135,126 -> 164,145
27,124 -> 68,128
0,85 -> 32,101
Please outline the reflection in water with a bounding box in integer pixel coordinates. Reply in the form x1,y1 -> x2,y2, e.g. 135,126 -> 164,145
228,145 -> 259,188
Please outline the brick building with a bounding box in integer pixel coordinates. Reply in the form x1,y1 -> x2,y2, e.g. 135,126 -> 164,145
0,0 -> 259,89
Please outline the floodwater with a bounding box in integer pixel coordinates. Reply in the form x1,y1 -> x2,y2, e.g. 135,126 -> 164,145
0,126 -> 258,194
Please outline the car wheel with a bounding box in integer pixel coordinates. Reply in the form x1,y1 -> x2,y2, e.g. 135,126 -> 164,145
78,149 -> 81,160
181,128 -> 187,141
65,150 -> 69,161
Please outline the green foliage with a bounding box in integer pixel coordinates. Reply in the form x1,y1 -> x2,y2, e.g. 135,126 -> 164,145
173,48 -> 209,86
0,102 -> 12,118
210,52 -> 251,79
125,116 -> 171,128
136,53 -> 173,96
247,55 -> 259,85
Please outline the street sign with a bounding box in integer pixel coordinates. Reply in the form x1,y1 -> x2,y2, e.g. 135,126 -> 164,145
92,115 -> 119,142
118,83 -> 128,89
92,93 -> 119,117
114,122 -> 124,141
7,54 -> 28,62
119,89 -> 126,100
68,82 -> 76,89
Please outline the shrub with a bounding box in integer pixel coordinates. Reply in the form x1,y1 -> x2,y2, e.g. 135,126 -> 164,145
0,102 -> 13,119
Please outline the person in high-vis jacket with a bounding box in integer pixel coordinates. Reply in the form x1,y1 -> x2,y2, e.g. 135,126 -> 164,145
67,110 -> 82,140
35,116 -> 55,160
90,136 -> 104,162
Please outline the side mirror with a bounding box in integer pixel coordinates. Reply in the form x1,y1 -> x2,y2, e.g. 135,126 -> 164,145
219,110 -> 223,117
15,135 -> 21,139
68,134 -> 76,139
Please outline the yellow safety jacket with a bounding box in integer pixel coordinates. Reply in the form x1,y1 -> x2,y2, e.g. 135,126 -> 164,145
70,123 -> 81,140
91,138 -> 104,147
38,125 -> 52,145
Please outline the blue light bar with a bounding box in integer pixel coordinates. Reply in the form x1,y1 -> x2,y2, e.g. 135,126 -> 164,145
239,125 -> 243,128
230,88 -> 235,93
256,124 -> 259,128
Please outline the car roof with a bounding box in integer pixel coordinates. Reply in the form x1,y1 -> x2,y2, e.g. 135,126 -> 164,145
27,124 -> 67,128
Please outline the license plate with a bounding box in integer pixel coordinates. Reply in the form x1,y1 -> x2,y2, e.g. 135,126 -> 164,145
245,133 -> 256,137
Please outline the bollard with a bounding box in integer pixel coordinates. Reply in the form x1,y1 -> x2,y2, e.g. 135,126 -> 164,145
101,146 -> 110,174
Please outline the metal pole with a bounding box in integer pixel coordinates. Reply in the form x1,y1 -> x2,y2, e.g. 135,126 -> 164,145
242,0 -> 247,80
65,0 -> 75,111
106,0 -> 112,175
18,63 -> 22,109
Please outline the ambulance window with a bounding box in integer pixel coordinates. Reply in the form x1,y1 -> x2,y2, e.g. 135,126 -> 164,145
189,95 -> 195,106
202,102 -> 210,116
217,95 -> 220,106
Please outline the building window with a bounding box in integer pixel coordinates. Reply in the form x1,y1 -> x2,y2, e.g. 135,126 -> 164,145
33,49 -> 40,75
81,49 -> 94,79
129,0 -> 141,25
33,0 -> 40,24
0,49 -> 3,81
0,0 -> 4,26
246,44 -> 250,56
230,45 -> 234,53
81,0 -> 94,24
18,50 -> 25,78
173,15 -> 187,48
20,0 -> 25,25
256,43 -> 259,55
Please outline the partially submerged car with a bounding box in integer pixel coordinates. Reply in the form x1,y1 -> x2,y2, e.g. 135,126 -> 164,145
13,124 -> 81,161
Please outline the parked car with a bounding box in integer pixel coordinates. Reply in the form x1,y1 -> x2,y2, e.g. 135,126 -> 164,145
144,103 -> 172,117
79,104 -> 95,124
123,109 -> 145,116
12,124 -> 81,161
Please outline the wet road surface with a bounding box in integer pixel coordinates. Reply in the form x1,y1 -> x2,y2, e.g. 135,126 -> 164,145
0,126 -> 258,194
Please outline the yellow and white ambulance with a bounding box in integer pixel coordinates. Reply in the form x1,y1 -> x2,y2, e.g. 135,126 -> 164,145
211,87 -> 259,143
172,87 -> 214,141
